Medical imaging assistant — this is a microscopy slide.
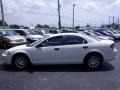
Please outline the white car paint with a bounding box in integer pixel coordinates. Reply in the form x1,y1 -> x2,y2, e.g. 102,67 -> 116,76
2,33 -> 117,66
27,35 -> 43,40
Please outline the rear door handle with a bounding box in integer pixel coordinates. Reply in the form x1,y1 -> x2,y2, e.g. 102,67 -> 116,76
54,48 -> 60,51
83,46 -> 88,49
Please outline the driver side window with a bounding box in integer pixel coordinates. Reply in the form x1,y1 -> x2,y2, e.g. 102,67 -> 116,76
40,36 -> 64,47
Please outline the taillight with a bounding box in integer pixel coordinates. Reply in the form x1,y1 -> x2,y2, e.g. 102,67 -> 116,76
110,43 -> 115,48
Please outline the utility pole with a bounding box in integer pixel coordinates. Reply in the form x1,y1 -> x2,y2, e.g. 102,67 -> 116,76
109,16 -> 111,25
118,17 -> 120,30
0,0 -> 5,29
57,0 -> 61,29
72,4 -> 75,30
113,16 -> 115,29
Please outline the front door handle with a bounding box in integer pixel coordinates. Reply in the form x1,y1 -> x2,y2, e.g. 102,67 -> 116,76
83,46 -> 88,49
54,48 -> 60,51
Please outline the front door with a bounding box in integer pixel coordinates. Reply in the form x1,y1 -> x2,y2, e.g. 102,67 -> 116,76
32,36 -> 64,64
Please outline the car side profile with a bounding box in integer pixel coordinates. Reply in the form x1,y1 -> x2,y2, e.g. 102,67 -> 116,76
2,33 -> 117,69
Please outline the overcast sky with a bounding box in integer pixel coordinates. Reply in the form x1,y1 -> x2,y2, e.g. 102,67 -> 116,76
0,0 -> 120,27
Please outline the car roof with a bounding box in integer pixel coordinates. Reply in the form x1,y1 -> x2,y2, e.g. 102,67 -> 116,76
42,33 -> 98,43
13,29 -> 29,31
46,33 -> 80,36
47,33 -> 92,39
0,29 -> 17,32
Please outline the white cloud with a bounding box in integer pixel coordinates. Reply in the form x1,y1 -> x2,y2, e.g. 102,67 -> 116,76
106,0 -> 120,9
111,0 -> 120,7
1,0 -> 120,26
82,2 -> 98,11
3,0 -> 19,12
3,0 -> 47,13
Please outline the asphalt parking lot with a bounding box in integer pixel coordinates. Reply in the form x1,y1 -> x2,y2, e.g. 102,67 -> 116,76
0,43 -> 120,90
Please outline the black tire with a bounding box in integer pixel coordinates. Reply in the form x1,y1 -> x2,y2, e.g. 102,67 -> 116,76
12,54 -> 30,69
84,53 -> 103,69
2,42 -> 9,49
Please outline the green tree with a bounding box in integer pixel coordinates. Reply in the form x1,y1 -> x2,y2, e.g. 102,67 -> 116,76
86,24 -> 91,27
36,24 -> 50,28
0,20 -> 8,26
75,26 -> 80,30
9,24 -> 20,29
43,24 -> 50,28
24,26 -> 29,29
36,24 -> 42,28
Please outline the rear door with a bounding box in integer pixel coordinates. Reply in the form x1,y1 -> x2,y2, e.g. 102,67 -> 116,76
59,35 -> 88,63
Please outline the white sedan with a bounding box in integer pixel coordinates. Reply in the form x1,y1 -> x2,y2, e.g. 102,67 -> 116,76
2,33 -> 117,69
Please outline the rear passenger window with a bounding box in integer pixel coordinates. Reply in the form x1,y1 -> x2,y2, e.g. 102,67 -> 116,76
64,35 -> 87,45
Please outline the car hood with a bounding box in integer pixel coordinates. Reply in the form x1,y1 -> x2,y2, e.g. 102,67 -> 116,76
114,34 -> 120,37
27,35 -> 43,39
7,45 -> 29,52
99,39 -> 114,44
97,36 -> 110,40
5,35 -> 25,40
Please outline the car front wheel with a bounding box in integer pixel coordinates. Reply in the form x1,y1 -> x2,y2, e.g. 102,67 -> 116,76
12,55 -> 30,69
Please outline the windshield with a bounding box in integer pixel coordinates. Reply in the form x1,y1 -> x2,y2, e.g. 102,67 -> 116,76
42,30 -> 50,34
26,30 -> 38,35
81,32 -> 100,41
84,32 -> 98,37
28,35 -> 50,47
0,30 -> 18,36
106,31 -> 114,35
94,32 -> 103,36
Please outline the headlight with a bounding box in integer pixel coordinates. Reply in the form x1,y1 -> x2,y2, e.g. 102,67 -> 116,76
2,51 -> 11,56
29,37 -> 35,40
109,37 -> 114,40
30,38 -> 39,41
10,40 -> 17,43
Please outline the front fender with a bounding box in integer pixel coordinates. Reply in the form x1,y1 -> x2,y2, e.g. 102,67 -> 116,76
11,50 -> 32,62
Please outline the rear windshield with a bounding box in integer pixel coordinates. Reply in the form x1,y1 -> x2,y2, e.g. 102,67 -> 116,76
26,30 -> 38,35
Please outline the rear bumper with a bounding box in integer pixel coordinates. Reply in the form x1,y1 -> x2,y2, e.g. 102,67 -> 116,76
104,48 -> 117,61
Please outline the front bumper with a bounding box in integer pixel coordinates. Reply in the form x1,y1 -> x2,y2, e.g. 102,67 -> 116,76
1,54 -> 11,65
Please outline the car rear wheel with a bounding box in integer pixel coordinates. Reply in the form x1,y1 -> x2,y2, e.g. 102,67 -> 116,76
84,54 -> 103,69
12,55 -> 30,69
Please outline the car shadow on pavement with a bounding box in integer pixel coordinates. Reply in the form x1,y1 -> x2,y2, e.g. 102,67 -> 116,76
0,62 -> 114,73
